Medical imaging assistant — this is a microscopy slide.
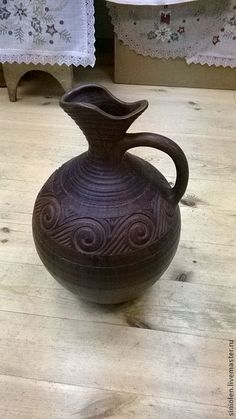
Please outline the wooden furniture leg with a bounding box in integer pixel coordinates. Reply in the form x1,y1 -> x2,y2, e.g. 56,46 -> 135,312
0,64 -> 6,87
2,63 -> 73,102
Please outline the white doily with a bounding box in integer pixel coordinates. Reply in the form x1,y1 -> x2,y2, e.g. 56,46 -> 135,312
108,0 -> 236,68
0,0 -> 95,66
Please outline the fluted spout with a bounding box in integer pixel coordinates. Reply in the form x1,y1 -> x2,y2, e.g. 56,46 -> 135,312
60,84 -> 148,146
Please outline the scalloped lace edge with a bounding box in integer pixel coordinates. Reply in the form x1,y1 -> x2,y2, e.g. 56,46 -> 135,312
108,2 -> 235,68
186,55 -> 236,69
114,34 -> 236,68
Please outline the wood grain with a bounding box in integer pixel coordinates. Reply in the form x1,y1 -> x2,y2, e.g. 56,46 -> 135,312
0,262 -> 235,339
0,375 -> 226,419
0,311 -> 229,404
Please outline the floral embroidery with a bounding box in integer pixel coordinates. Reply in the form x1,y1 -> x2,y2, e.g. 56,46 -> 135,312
31,16 -> 41,33
160,12 -> 171,25
147,30 -> 156,40
228,15 -> 236,26
46,23 -> 57,37
14,26 -> 23,41
0,7 -> 11,20
177,26 -> 185,34
222,29 -> 234,40
146,9 -> 187,44
171,32 -> 179,41
0,0 -> 71,45
155,25 -> 172,42
14,2 -> 27,20
59,29 -> 71,43
212,35 -> 220,45
147,24 -> 172,42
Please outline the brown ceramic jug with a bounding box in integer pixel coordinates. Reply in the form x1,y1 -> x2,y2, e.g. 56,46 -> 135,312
32,84 -> 189,304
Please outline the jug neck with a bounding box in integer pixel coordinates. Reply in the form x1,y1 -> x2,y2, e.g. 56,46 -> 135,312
86,142 -> 123,167
60,84 -> 148,165
80,116 -> 128,166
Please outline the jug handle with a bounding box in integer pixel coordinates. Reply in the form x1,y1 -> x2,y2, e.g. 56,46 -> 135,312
122,132 -> 189,206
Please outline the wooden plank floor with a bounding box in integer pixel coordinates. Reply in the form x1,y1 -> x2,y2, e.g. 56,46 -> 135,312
0,68 -> 235,418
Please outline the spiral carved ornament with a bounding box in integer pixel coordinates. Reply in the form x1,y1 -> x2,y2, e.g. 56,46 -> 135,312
36,196 -> 61,231
72,219 -> 107,254
34,194 -> 171,255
